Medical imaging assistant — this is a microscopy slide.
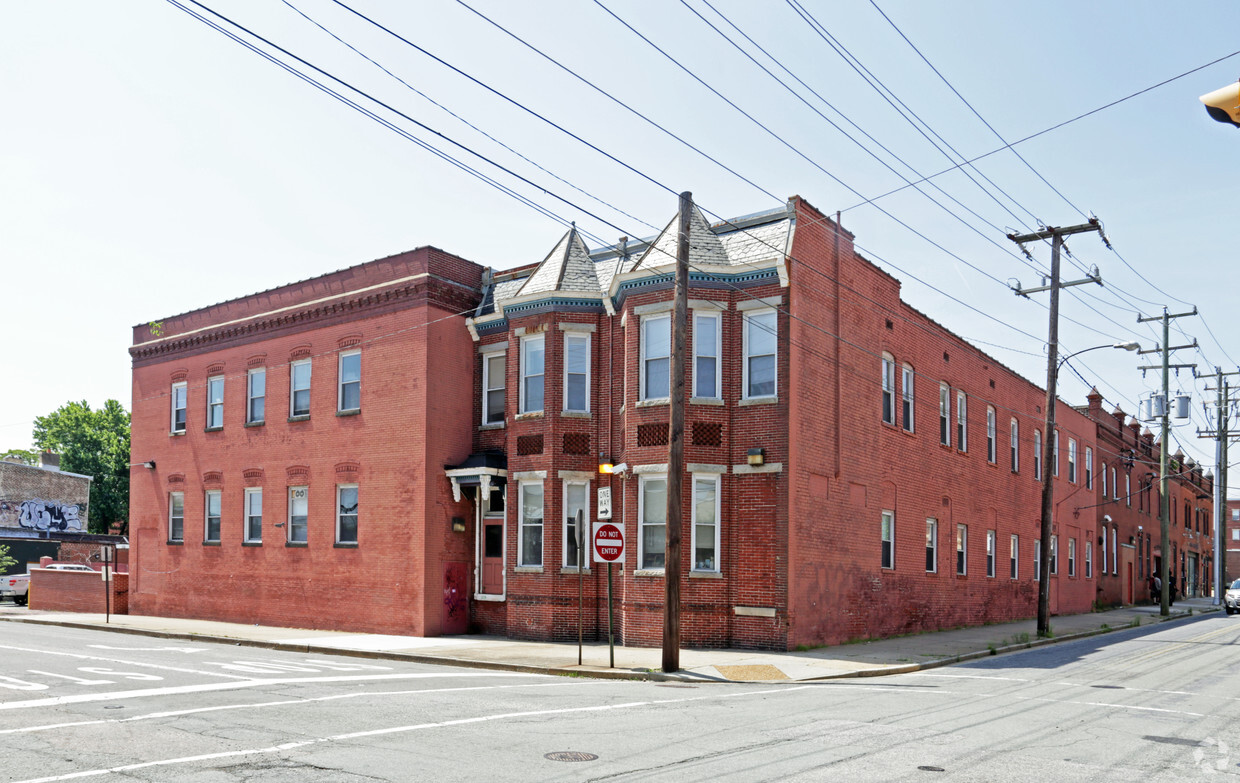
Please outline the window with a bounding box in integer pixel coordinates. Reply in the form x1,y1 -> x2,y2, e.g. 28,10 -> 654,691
1111,527 -> 1118,575
168,492 -> 184,542
693,475 -> 720,572
1085,447 -> 1093,490
520,335 -> 545,414
338,350 -> 361,413
1125,474 -> 1131,507
206,376 -> 224,429
1068,537 -> 1076,577
290,360 -> 311,418
563,334 -> 590,413
171,382 -> 187,433
641,315 -> 670,401
1111,467 -> 1118,499
881,354 -> 895,425
247,369 -> 266,424
244,488 -> 262,543
1050,535 -> 1058,575
519,481 -> 543,567
1010,534 -> 1019,579
1033,430 -> 1042,480
639,476 -> 667,570
744,310 -> 777,398
986,529 -> 996,577
1101,526 -> 1107,575
939,383 -> 951,447
1010,419 -> 1019,472
1052,431 -> 1059,477
926,518 -> 938,573
1101,463 -> 1108,497
564,481 -> 588,568
986,406 -> 996,463
204,490 -> 221,543
956,392 -> 967,451
288,487 -> 308,544
482,351 -> 505,424
901,364 -> 915,432
336,485 -> 358,545
1067,439 -> 1077,483
1034,540 -> 1041,581
956,524 -> 967,575
693,312 -> 720,399
1085,541 -> 1092,578
881,510 -> 894,569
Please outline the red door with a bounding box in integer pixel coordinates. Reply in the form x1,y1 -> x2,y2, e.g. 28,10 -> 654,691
1125,563 -> 1134,605
442,562 -> 469,634
481,519 -> 504,596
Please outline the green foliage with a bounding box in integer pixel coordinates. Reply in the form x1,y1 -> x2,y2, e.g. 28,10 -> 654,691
32,400 -> 130,535
0,448 -> 38,466
0,544 -> 15,573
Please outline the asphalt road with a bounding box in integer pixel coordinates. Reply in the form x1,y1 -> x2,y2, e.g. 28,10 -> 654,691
2,615 -> 1238,782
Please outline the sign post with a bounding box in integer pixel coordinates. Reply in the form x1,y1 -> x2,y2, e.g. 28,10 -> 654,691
593,522 -> 625,667
575,510 -> 585,666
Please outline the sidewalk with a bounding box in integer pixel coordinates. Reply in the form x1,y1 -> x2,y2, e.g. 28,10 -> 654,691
0,598 -> 1220,683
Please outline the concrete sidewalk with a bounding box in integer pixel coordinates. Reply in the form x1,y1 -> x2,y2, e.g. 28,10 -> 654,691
0,598 -> 1221,683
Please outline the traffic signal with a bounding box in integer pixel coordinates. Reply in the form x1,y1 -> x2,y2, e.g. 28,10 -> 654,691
1200,81 -> 1240,127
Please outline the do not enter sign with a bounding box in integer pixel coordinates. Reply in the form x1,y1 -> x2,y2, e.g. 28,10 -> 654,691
592,522 -> 625,564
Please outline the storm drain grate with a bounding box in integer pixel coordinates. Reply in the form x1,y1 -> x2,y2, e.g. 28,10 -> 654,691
545,751 -> 598,762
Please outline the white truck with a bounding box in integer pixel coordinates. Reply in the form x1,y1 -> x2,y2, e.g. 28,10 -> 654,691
2,573 -> 29,606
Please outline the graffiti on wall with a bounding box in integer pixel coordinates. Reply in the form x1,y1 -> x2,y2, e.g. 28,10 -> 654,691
0,499 -> 83,532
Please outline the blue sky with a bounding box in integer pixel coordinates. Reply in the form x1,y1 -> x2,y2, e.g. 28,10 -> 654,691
3,1 -> 1237,495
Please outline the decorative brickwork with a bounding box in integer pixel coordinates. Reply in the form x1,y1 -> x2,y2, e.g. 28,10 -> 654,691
562,432 -> 590,455
637,423 -> 668,447
692,421 -> 722,446
517,435 -> 544,455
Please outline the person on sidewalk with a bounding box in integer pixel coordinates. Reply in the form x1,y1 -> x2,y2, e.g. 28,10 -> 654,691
1151,574 -> 1161,605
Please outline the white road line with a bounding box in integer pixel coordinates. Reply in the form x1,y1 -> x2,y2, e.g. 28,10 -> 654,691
10,685 -> 813,783
1011,694 -> 1203,717
0,643 -> 252,680
0,671 -> 545,712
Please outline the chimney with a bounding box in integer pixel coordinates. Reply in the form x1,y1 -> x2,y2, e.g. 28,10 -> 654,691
39,452 -> 60,471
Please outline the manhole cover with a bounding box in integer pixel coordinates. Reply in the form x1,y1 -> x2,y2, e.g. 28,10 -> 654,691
545,751 -> 598,762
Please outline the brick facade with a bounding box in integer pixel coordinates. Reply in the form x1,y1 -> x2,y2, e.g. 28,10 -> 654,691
0,461 -> 92,535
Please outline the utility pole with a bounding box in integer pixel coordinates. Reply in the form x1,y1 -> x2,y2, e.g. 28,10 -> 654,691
664,192 -> 691,673
1198,367 -> 1239,603
1137,307 -> 1197,616
1009,219 -> 1106,638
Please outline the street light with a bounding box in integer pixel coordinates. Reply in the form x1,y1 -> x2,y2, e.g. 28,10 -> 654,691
1036,340 -> 1140,637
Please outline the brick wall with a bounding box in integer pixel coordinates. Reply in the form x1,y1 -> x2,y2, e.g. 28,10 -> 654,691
0,462 -> 92,533
29,568 -> 128,614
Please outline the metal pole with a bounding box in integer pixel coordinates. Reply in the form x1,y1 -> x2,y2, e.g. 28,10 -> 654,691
607,562 -> 614,668
1159,311 -> 1171,616
577,509 -> 584,666
104,546 -> 111,624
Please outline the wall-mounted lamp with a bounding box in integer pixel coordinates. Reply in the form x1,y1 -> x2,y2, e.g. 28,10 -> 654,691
747,448 -> 765,467
598,456 -> 614,474
144,461 -> 156,470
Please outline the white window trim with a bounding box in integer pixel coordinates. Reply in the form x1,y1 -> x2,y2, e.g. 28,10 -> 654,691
1010,534 -> 1019,580
1034,430 -> 1043,480
638,474 -> 668,571
519,334 -> 545,415
1052,431 -> 1060,477
336,484 -> 358,545
692,311 -> 722,400
742,309 -> 777,400
692,473 -> 721,573
518,480 -> 544,567
640,314 -> 671,403
881,354 -> 895,425
1050,535 -> 1058,575
1010,418 -> 1019,472
1068,438 -> 1078,483
1101,525 -> 1108,575
1085,447 -> 1093,489
1111,467 -> 1118,499
338,350 -> 361,413
939,383 -> 951,447
1111,526 -> 1118,576
204,489 -> 221,543
880,510 -> 895,570
244,487 -> 262,543
290,359 -> 311,418
247,368 -> 266,424
1068,537 -> 1076,577
1125,474 -> 1131,507
956,524 -> 968,575
925,518 -> 937,573
986,529 -> 996,577
171,382 -> 187,434
168,492 -> 184,542
562,333 -> 591,414
956,391 -> 967,452
562,479 -> 590,568
206,375 -> 224,429
1101,463 -> 1108,497
901,364 -> 915,433
1085,540 -> 1093,579
1034,540 -> 1042,581
288,486 -> 309,544
986,406 -> 996,463
481,348 -> 506,426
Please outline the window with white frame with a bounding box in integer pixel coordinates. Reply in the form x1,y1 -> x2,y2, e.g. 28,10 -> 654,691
206,376 -> 224,429
901,364 -> 915,432
986,406 -> 996,463
639,476 -> 667,570
693,474 -> 720,572
881,353 -> 895,425
744,310 -> 777,398
1101,526 -> 1108,574
1085,447 -> 1093,489
1052,431 -> 1059,477
563,334 -> 590,413
986,529 -> 996,577
1111,467 -> 1118,499
1010,534 -> 1019,579
1010,418 -> 1019,472
881,510 -> 894,569
519,481 -> 543,567
1111,526 -> 1117,575
1034,539 -> 1041,581
956,392 -> 968,451
204,490 -> 221,543
939,383 -> 951,446
1125,474 -> 1131,507
1085,540 -> 1092,578
956,524 -> 967,575
482,350 -> 505,425
1101,463 -> 1108,497
1050,535 -> 1058,575
1068,438 -> 1078,483
925,518 -> 937,573
693,312 -> 720,399
247,368 -> 265,424
641,315 -> 670,401
1033,430 -> 1043,480
169,492 -> 184,542
290,359 -> 311,418
288,487 -> 308,544
338,350 -> 361,413
244,488 -> 262,543
1068,537 -> 1076,577
171,382 -> 187,433
337,485 -> 358,545
520,335 -> 545,414
563,480 -> 588,568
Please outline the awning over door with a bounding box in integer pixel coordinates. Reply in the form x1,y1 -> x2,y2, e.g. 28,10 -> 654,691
444,452 -> 507,502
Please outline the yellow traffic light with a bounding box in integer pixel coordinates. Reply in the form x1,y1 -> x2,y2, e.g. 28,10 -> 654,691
1200,81 -> 1240,127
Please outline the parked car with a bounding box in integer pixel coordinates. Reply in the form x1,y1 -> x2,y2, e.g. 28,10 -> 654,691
1226,579 -> 1240,616
43,564 -> 94,571
2,574 -> 29,606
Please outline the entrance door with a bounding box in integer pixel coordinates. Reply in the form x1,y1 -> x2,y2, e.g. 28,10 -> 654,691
1187,554 -> 1198,598
481,518 -> 504,596
1125,563 -> 1133,604
442,562 -> 469,634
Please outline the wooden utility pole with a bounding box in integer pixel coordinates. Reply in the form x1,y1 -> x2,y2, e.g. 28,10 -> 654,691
1009,219 -> 1106,638
664,191 -> 691,673
1198,369 -> 1238,602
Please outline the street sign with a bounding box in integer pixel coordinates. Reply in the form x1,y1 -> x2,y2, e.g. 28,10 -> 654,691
597,487 -> 612,519
593,522 -> 624,563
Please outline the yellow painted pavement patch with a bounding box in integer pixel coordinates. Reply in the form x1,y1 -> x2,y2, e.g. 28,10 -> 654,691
714,664 -> 788,681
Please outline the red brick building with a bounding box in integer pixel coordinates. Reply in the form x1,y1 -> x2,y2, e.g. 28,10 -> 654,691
1081,391 -> 1215,606
129,197 -> 1106,649
1226,499 -> 1240,587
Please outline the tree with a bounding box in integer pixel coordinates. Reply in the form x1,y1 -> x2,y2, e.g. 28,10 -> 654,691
0,448 -> 38,466
32,400 -> 130,535
0,544 -> 15,573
